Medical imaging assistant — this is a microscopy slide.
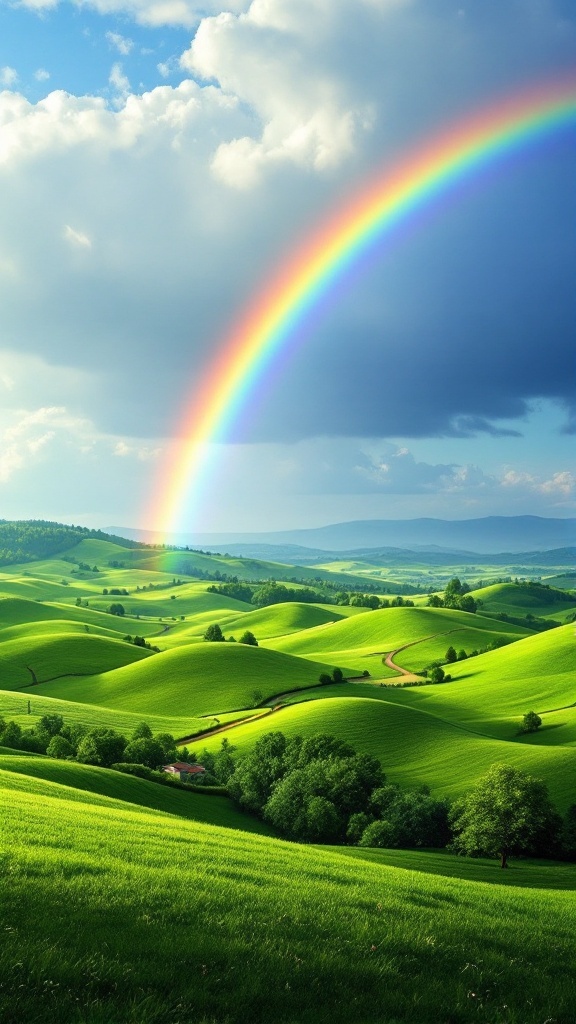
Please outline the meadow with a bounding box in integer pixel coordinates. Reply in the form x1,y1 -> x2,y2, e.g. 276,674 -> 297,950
1,525 -> 575,1022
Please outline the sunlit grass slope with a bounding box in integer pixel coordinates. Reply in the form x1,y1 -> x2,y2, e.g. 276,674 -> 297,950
0,755 -> 274,833
197,696 -> 576,810
472,581 -> 576,620
221,601 -> 348,639
36,642 -> 337,718
0,632 -> 151,690
3,772 -> 575,1024
0,596 -> 170,638
382,623 -> 576,740
265,605 -> 530,671
0,617 -> 128,643
0,687 -> 203,737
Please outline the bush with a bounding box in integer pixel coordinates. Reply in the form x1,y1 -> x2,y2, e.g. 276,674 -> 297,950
521,711 -> 543,734
46,735 -> 74,759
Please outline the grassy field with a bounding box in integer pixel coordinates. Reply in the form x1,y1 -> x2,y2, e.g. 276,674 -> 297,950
3,768 -> 576,1024
34,641 -> 339,718
2,537 -> 576,1022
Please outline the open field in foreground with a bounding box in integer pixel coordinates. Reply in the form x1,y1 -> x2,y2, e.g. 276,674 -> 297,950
3,767 -> 576,1024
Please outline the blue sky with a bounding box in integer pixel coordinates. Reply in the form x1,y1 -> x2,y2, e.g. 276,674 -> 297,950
0,0 -> 574,535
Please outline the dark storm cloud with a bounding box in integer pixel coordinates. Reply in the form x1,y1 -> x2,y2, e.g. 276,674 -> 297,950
0,0 -> 573,445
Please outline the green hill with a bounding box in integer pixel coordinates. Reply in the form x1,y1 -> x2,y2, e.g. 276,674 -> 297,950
3,768 -> 575,1024
0,753 -> 274,833
265,605 -> 530,672
197,694 -> 576,810
222,601 -> 348,639
380,623 -> 576,741
472,581 -> 576,620
34,642 -> 338,719
0,632 -> 151,690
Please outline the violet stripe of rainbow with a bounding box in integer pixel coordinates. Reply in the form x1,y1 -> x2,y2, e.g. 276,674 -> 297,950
154,76 -> 576,537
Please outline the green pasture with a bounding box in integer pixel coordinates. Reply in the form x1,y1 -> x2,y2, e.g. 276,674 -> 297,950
0,687 -> 203,738
220,600 -> 349,639
3,771 -> 576,1024
378,624 -> 576,740
472,581 -> 576,619
0,631 -> 151,690
0,596 -> 176,637
35,642 -> 338,719
0,755 -> 274,833
197,695 -> 576,810
264,605 -> 530,673
330,845 -> 576,890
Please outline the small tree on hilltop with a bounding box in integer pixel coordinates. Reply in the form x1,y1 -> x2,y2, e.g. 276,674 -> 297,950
521,711 -> 542,734
204,623 -> 225,642
445,646 -> 457,664
239,630 -> 258,646
450,763 -> 561,868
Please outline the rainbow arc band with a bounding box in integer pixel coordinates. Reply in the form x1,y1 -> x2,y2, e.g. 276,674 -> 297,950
154,75 -> 576,536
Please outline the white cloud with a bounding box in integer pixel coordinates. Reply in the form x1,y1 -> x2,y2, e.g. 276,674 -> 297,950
34,69 -> 51,83
113,440 -> 162,460
0,67 -> 18,88
538,471 -> 575,496
109,63 -> 131,97
106,31 -> 134,56
182,0 -> 377,187
63,224 -> 92,248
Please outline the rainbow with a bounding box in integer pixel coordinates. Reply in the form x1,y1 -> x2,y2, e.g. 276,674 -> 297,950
154,75 -> 576,537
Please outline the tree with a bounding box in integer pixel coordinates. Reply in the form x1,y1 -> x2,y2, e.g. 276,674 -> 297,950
450,763 -> 562,868
332,667 -> 344,684
429,666 -> 445,684
123,737 -> 165,768
131,721 -> 153,740
108,603 -> 125,616
239,630 -> 258,646
445,646 -> 457,664
46,735 -> 74,759
204,623 -> 225,642
319,672 -> 332,685
38,713 -> 64,737
76,728 -> 127,768
521,711 -> 542,734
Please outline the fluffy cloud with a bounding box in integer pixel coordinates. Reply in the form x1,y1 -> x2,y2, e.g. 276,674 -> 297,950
106,31 -> 134,55
0,0 -> 572,456
0,67 -> 18,87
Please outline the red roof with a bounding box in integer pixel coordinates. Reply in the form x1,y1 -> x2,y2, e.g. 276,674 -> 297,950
163,763 -> 206,774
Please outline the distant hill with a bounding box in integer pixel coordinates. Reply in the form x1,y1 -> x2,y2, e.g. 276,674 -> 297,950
110,516 -> 576,555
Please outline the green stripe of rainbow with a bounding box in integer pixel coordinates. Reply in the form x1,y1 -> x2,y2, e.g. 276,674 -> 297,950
153,75 -> 576,536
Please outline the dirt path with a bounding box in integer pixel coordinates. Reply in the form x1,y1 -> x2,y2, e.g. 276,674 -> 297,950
382,628 -> 466,681
175,707 -> 278,746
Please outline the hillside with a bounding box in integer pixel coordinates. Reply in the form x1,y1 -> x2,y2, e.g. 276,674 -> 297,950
3,766 -> 576,1024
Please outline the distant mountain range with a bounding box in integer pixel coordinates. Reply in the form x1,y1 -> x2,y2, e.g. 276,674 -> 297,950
108,515 -> 576,557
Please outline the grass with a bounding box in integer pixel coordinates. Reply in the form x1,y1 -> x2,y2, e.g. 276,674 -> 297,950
197,695 -> 576,810
34,642 -> 339,718
0,687 -> 203,738
0,754 -> 274,833
0,631 -> 151,690
264,605 -> 530,674
3,770 -> 576,1024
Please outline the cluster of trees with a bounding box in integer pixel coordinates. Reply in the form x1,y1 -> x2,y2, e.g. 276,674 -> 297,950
203,623 -> 258,646
251,582 -> 326,608
207,581 -> 254,603
202,731 -> 450,847
103,587 -> 129,596
335,592 -> 414,609
0,714 -> 188,771
0,520 -> 143,567
428,578 -> 477,613
123,635 -> 161,653
194,732 -> 576,863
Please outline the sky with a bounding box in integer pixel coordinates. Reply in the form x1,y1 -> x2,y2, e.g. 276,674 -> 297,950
0,0 -> 574,536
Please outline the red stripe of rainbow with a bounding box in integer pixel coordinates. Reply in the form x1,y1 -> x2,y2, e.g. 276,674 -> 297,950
153,75 -> 576,536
